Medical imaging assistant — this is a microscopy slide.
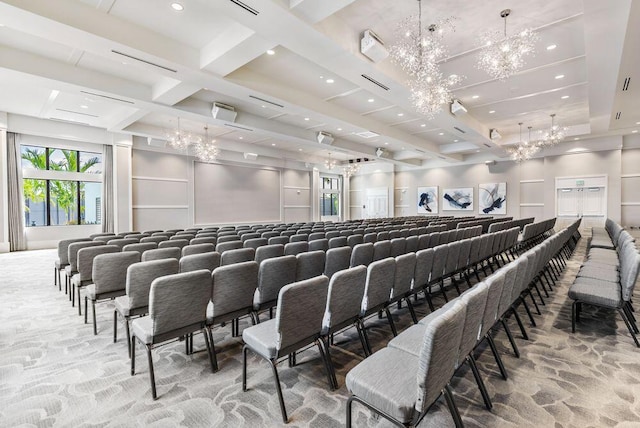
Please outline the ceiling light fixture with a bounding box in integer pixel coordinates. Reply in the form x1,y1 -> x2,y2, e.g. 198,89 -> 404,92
472,95 -> 479,99
367,98 -> 375,103
546,44 -> 557,50
555,74 -> 565,79
193,126 -> 220,163
166,117 -> 194,151
171,2 -> 184,11
304,117 -> 310,121
508,122 -> 539,163
326,79 -> 334,83
561,95 -> 570,99
477,9 -> 538,80
390,1 -> 461,118
489,110 -> 496,114
539,113 -> 567,146
420,124 -> 426,127
343,161 -> 360,178
325,152 -> 337,170
266,49 -> 275,55
633,130 -> 638,134
397,113 -> 404,116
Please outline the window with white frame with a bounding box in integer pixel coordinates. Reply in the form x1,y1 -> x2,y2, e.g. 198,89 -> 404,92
320,176 -> 341,219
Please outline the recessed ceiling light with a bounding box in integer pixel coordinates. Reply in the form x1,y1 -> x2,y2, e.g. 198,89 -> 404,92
337,127 -> 342,131
271,143 -> 276,146
384,142 -> 389,145
326,79 -> 334,84
454,139 -> 459,142
121,61 -> 128,65
80,105 -> 88,109
304,117 -> 309,121
266,49 -> 275,55
367,98 -> 374,103
420,124 -> 426,128
319,76 -> 324,79
438,132 -> 444,136
171,3 -> 184,11
633,130 -> 639,133
547,44 -> 557,50
397,113 -> 404,117
298,148 -> 303,151
574,137 -> 580,140
472,95 -> 479,99
261,105 -> 266,108
489,110 -> 495,114
636,121 -> 640,125
561,95 -> 570,99
449,74 -> 458,79
401,147 -> 405,150
555,74 -> 565,79
239,136 -> 243,140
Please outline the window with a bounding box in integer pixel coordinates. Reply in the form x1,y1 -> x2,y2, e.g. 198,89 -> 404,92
320,176 -> 341,218
21,145 -> 103,227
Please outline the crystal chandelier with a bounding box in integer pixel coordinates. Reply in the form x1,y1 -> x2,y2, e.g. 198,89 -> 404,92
508,123 -> 539,163
390,0 -> 461,118
539,114 -> 567,146
477,9 -> 538,80
324,152 -> 336,170
343,162 -> 360,178
166,117 -> 194,151
193,126 -> 220,163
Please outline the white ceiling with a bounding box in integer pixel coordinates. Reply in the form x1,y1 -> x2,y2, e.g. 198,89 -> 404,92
0,0 -> 637,169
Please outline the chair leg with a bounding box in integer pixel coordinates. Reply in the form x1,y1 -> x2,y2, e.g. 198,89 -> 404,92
346,395 -> 354,428
501,319 -> 520,358
467,355 -> 492,410
618,309 -> 640,348
130,336 -> 136,375
405,297 -> 418,324
203,328 -> 218,372
125,319 -> 132,358
77,286 -> 83,316
268,359 -> 288,423
242,346 -> 249,391
443,384 -> 464,428
113,310 -> 118,343
486,334 -> 508,380
440,280 -> 449,303
316,339 -> 336,391
571,301 -> 577,333
384,308 -> 398,337
84,296 -> 88,324
146,344 -> 157,400
92,300 -> 97,335
357,320 -> 372,357
521,296 -> 538,326
511,307 -> 530,340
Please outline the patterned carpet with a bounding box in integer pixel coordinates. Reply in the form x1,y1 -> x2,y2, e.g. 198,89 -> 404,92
1,233 -> 639,428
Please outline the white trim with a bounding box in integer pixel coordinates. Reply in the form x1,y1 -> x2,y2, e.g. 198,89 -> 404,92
555,174 -> 609,180
132,205 -> 189,209
283,185 -> 310,190
394,205 -> 410,208
621,174 -> 640,178
520,203 -> 544,207
283,205 -> 311,208
349,205 -> 362,208
349,189 -> 362,192
394,187 -> 409,190
132,175 -> 189,183
519,179 -> 544,183
22,169 -> 102,182
621,202 -> 640,206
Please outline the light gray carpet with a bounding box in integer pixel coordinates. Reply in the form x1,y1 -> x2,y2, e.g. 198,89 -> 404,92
1,234 -> 639,427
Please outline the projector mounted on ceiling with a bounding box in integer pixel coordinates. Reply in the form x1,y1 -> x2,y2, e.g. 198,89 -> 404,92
317,131 -> 334,145
212,102 -> 237,122
450,99 -> 467,115
360,30 -> 389,63
490,129 -> 502,140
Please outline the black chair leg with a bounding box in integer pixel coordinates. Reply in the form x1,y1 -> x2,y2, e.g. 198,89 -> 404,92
385,308 -> 398,337
571,301 -> 577,333
242,346 -> 249,391
618,309 -> 640,347
146,344 -> 157,400
130,336 -> 136,375
92,300 -> 98,335
405,297 -> 418,324
113,311 -> 118,343
203,328 -> 218,372
268,360 -> 288,423
316,339 -> 337,391
467,355 -> 492,410
501,319 -> 520,358
125,319 -> 131,358
512,307 -> 530,339
357,320 -> 372,357
486,334 -> 508,380
443,384 -> 464,428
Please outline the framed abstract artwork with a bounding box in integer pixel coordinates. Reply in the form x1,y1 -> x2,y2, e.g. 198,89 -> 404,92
479,182 -> 507,215
442,187 -> 473,211
417,186 -> 438,214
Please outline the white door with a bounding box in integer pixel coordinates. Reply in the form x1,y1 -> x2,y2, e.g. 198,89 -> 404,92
364,187 -> 388,219
556,184 -> 606,229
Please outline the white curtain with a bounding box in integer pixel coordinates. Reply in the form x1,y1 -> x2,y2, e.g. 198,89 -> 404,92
7,132 -> 26,251
101,144 -> 114,233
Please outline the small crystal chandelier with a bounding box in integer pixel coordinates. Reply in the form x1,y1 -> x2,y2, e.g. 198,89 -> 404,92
166,117 -> 194,151
324,152 -> 337,170
343,161 -> 360,178
390,0 -> 461,118
539,114 -> 567,146
477,9 -> 538,80
193,126 -> 220,163
508,122 -> 539,163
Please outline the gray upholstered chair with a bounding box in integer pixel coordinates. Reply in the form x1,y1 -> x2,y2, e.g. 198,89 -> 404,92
284,241 -> 308,256
372,240 -> 391,262
255,244 -> 285,266
141,247 -> 181,262
93,235 -> 116,243
158,239 -> 189,251
85,251 -> 140,335
217,235 -> 240,244
308,232 -> 325,241
244,238 -> 268,250
363,233 -> 377,244
347,234 -> 364,248
215,240 -> 243,253
359,258 -> 397,355
242,276 -> 332,423
240,232 -> 261,242
140,236 -> 168,244
295,250 -> 326,282
221,247 -> 255,266
417,233 -> 431,250
54,237 -> 91,291
122,242 -> 157,255
268,236 -> 290,246
389,237 -> 406,258
309,238 -> 329,252
65,241 -> 105,297
71,245 -> 119,314
376,231 -> 389,241
179,252 -> 221,273
182,243 -> 215,257
107,238 -> 138,250
252,255 -> 297,322
329,236 -> 348,249
90,232 -> 115,240
114,259 -> 180,355
350,243 -> 374,268
324,246 -> 352,279
130,270 -> 215,399
346,300 -> 466,428
405,235 -> 419,254
389,252 -> 418,324
289,233 -> 308,243
325,230 -> 340,240
190,237 -> 217,246
479,271 -> 509,380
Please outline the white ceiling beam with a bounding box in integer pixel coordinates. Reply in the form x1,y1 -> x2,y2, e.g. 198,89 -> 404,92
202,34 -> 276,77
107,109 -> 149,133
288,0 -> 357,24
152,78 -> 202,106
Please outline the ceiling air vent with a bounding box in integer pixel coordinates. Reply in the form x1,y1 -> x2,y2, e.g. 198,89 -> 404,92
453,126 -> 466,134
56,108 -> 99,118
622,77 -> 631,91
249,95 -> 284,108
361,74 -> 390,91
355,131 -> 380,139
224,123 -> 253,131
80,90 -> 134,104
111,50 -> 177,73
483,143 -> 492,148
48,117 -> 92,126
615,112 -> 622,120
229,0 -> 259,15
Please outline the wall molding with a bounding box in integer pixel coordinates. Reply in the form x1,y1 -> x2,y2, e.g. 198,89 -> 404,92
520,203 -> 544,207
621,202 -> 640,206
132,175 -> 188,183
621,174 -> 640,178
283,186 -> 310,190
519,179 -> 544,183
283,205 -> 311,209
349,189 -> 362,192
132,205 -> 189,209
394,205 -> 410,208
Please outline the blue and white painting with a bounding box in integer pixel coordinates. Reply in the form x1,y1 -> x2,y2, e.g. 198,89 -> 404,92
442,188 -> 473,211
417,186 -> 438,214
479,182 -> 507,215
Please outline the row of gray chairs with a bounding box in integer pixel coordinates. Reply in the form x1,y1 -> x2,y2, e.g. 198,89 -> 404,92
588,218 -> 625,250
517,218 -> 557,251
488,217 -> 535,233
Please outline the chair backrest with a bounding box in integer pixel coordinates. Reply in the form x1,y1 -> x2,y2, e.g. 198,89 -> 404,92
122,242 -> 157,254
405,235 -> 419,254
373,240 -> 391,261
182,243 -> 215,257
377,231 -> 390,241
307,238 -> 328,252
324,246 -> 352,279
255,244 -> 285,265
457,282 -> 489,361
295,250 -> 326,282
289,234 -> 308,243
68,241 -> 105,271
77,245 -> 120,281
148,270 -> 212,340
141,247 -> 181,262
221,247 -> 256,266
415,300 -> 466,413
329,236 -> 348,249
127,258 -> 180,310
140,236 -> 168,244
430,244 -> 449,283
158,239 -> 189,250
244,238 -> 268,250
414,248 -> 435,289
498,262 -> 519,317
107,238 -> 139,250
620,244 -> 640,302
268,236 -> 290,245
89,232 -> 115,240
284,241 -> 309,256
444,241 -> 462,276
363,233 -> 377,244
347,234 -> 364,248
92,251 -> 141,295
58,238 -> 91,264
274,276 -> 330,356
215,240 -> 243,253
361,258 -> 396,315
255,255 -> 297,309
210,261 -> 259,324
392,252 -> 416,300
389,237 -> 406,258
350,243 -> 374,268
308,232 -> 325,241
418,234 -> 431,250
179,252 -> 221,273
322,265 -> 367,335
240,232 -> 261,242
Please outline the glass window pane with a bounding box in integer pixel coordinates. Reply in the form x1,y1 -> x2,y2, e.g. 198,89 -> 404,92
80,151 -> 102,174
50,180 -> 78,225
49,149 -> 78,172
331,178 -> 339,190
21,146 -> 47,170
80,181 -> 102,225
23,178 -> 47,226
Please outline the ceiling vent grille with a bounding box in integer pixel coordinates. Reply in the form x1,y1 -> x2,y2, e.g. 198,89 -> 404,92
483,143 -> 492,148
361,74 -> 390,91
453,126 -> 466,133
224,123 -> 253,131
623,77 -> 631,91
355,130 -> 380,139
249,95 -> 284,108
615,112 -> 622,120
111,50 -> 177,73
80,90 -> 134,104
229,0 -> 259,15
55,108 -> 99,118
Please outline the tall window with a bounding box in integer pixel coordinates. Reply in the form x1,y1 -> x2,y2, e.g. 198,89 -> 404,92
320,176 -> 341,219
21,145 -> 102,227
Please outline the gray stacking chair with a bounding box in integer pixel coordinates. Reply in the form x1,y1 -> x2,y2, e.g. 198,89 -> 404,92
284,241 -> 309,256
122,242 -> 157,255
207,261 -> 259,367
182,243 -> 215,257
418,233 -> 431,250
125,233 -> 148,241
252,255 -> 297,322
130,270 -> 215,399
261,231 -> 280,240
289,233 -> 308,243
347,234 -> 364,248
324,246 -> 352,279
280,230 -> 297,238
141,230 -> 163,236
151,232 -> 173,239
325,230 -> 340,239
268,236 -> 290,245
372,240 -> 391,262
308,232 -> 325,241
255,244 -> 285,265
221,247 -> 255,266
140,236 -> 168,245
240,232 -> 261,242
405,235 -> 419,254
309,238 -> 329,252
359,258 -> 397,355
389,237 -> 406,258
85,251 -> 140,335
428,243 -> 450,303
54,237 -> 91,290
350,243 -> 374,268
141,247 -> 181,262
114,259 -> 180,354
295,250 -> 326,282
90,232 -> 115,240
346,300 -> 466,428
107,238 -> 138,250
93,235 -> 117,243
158,239 -> 189,251
377,231 -> 390,241
443,241 -> 463,296
389,252 -> 418,324
244,238 -> 268,250
363,233 -> 377,244
479,272 -> 509,380
467,235 -> 484,281
217,234 -> 240,243
179,252 -> 221,273
215,240 -> 243,253
389,230 -> 402,239
413,248 -> 436,310
195,233 -> 218,240
495,262 -> 522,357
242,276 -> 332,423
65,241 -> 105,296
329,236 -> 348,249
71,245 -> 119,314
